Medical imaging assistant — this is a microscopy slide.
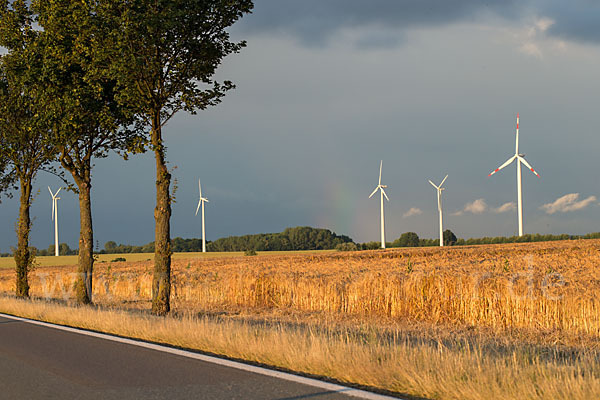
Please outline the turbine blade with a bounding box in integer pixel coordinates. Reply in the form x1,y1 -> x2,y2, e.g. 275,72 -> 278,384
381,188 -> 389,201
378,160 -> 382,186
369,187 -> 379,198
195,200 -> 201,216
429,180 -> 438,189
48,186 -> 53,196
488,155 -> 516,177
198,179 -> 202,198
518,156 -> 540,178
51,200 -> 55,221
515,113 -> 520,155
440,174 -> 448,187
55,187 -> 62,196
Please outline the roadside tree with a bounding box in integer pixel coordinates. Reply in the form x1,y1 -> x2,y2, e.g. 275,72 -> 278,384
106,0 -> 253,314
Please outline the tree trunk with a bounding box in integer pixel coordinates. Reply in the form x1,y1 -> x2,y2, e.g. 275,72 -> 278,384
14,177 -> 32,298
75,180 -> 94,304
151,114 -> 171,315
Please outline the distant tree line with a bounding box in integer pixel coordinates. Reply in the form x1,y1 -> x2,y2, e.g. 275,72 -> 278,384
359,231 -> 600,249
94,227 -> 354,254
2,230 -> 600,258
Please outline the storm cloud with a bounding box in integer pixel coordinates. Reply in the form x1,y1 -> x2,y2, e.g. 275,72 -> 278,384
238,1 -> 600,47
238,0 -> 518,45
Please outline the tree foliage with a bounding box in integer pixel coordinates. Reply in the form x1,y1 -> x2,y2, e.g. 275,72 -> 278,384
392,232 -> 420,248
443,229 -> 457,246
208,227 -> 353,252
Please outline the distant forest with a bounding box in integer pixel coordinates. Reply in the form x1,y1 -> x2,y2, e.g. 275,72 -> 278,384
2,228 -> 600,257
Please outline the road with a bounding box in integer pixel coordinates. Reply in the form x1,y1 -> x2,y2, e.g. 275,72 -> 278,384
0,314 -> 396,400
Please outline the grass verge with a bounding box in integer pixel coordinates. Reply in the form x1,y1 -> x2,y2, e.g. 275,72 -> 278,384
1,296 -> 600,400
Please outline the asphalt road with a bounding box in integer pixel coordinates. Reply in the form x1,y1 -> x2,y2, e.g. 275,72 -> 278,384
0,315 -> 392,400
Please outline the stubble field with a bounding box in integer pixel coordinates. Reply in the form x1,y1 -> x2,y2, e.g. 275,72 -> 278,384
1,240 -> 600,399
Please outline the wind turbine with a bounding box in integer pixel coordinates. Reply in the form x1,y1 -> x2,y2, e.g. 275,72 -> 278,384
369,160 -> 389,249
428,175 -> 448,247
195,179 -> 209,253
48,187 -> 61,257
488,113 -> 540,236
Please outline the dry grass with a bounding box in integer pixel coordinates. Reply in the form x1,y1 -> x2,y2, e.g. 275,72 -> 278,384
1,296 -> 600,400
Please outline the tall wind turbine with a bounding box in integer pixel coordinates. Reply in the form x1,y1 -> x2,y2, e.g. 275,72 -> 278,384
195,179 -> 209,253
369,160 -> 389,249
488,113 -> 540,236
428,175 -> 448,247
48,187 -> 62,257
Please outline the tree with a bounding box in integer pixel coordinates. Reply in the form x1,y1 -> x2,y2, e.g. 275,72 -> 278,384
104,241 -> 117,252
0,0 -> 56,297
443,229 -> 457,246
393,232 -> 420,248
106,0 -> 253,315
32,0 -> 143,304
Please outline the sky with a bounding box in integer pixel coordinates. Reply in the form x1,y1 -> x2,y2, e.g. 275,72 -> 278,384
2,0 -> 600,251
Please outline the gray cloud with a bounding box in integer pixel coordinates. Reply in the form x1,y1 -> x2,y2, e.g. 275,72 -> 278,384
238,1 -> 600,48
239,0 -> 517,46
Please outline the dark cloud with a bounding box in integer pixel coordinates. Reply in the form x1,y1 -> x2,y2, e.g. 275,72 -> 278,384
237,1 -> 600,47
237,0 -> 518,46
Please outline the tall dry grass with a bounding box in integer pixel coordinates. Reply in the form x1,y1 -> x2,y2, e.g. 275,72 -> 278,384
1,296 -> 600,400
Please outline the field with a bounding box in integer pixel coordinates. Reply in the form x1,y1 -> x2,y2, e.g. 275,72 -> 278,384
1,240 -> 600,399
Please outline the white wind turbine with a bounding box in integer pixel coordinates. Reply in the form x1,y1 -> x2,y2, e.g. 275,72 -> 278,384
195,179 -> 209,253
428,175 -> 448,247
369,160 -> 389,249
48,187 -> 62,257
488,113 -> 540,236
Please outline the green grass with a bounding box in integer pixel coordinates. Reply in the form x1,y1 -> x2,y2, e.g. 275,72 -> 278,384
0,249 -> 334,269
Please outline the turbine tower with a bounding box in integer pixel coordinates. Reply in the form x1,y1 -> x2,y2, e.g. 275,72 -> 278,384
428,175 -> 448,247
195,179 -> 209,253
369,160 -> 389,249
488,113 -> 540,236
48,187 -> 62,257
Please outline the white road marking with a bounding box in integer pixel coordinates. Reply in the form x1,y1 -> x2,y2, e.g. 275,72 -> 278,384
0,312 -> 402,400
